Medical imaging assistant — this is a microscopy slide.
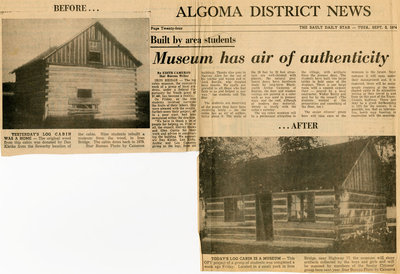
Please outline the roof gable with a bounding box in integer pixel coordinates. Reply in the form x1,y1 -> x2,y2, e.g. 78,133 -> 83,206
341,140 -> 383,193
13,21 -> 141,73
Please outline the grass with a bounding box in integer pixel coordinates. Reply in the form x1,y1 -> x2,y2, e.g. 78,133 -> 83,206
44,117 -> 149,129
201,227 -> 396,254
333,226 -> 396,253
201,241 -> 332,254
3,114 -> 149,129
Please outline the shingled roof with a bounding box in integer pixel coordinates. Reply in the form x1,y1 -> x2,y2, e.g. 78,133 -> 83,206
215,138 -> 377,196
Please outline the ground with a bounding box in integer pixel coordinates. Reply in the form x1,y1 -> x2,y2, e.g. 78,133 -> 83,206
201,240 -> 332,254
3,115 -> 149,129
201,226 -> 396,254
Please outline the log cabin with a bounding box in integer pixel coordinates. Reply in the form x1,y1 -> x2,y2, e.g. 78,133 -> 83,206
11,21 -> 142,124
203,138 -> 388,248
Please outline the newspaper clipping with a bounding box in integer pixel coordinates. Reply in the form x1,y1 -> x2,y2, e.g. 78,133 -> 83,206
192,0 -> 398,272
1,0 -> 399,272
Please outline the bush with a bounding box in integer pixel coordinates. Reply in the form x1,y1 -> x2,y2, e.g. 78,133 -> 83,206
334,226 -> 396,253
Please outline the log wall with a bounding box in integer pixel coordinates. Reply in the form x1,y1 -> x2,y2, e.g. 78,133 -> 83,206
338,190 -> 386,239
204,189 -> 361,246
47,65 -> 138,120
272,190 -> 336,245
204,194 -> 256,241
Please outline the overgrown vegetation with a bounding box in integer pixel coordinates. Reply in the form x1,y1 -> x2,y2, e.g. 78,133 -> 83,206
199,137 -> 271,197
278,136 -> 321,153
333,227 -> 396,253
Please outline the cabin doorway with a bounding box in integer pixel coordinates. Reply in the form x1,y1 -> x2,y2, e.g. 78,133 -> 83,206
256,193 -> 273,240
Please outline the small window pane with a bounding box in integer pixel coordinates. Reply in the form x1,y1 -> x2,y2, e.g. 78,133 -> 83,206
89,40 -> 101,52
289,194 -> 302,221
88,40 -> 102,63
77,89 -> 92,98
88,52 -> 101,62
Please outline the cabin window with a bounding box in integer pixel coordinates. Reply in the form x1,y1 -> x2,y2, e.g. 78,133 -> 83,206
288,193 -> 315,222
88,40 -> 102,63
77,89 -> 92,98
68,88 -> 100,116
224,197 -> 245,222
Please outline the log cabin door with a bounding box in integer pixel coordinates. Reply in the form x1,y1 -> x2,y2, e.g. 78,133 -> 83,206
256,193 -> 273,240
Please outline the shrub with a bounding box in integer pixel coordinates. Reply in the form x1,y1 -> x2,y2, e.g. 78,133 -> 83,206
334,226 -> 396,253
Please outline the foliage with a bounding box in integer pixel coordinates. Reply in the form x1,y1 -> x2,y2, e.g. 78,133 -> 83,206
277,137 -> 321,154
374,136 -> 396,206
333,227 -> 396,253
275,137 -> 322,188
199,137 -> 275,198
135,91 -> 150,125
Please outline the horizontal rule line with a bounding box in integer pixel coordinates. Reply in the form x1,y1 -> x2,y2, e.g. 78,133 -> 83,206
151,30 -> 395,33
150,46 -> 235,48
151,24 -> 397,26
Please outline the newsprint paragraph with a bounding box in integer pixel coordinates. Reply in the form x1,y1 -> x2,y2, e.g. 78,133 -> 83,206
1,0 -> 400,272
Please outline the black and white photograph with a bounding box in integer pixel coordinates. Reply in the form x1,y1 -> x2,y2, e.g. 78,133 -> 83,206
199,136 -> 396,254
2,18 -> 149,129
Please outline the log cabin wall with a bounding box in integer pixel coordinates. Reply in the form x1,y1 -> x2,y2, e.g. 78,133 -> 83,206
47,65 -> 137,120
338,191 -> 386,239
272,190 -> 336,246
271,192 -> 288,222
15,61 -> 47,119
338,143 -> 386,239
204,194 -> 256,241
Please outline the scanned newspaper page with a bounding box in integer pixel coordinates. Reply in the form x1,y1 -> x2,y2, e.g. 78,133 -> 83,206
195,0 -> 399,272
0,0 -> 399,273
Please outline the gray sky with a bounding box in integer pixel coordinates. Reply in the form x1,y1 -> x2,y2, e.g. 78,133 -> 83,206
2,18 -> 149,91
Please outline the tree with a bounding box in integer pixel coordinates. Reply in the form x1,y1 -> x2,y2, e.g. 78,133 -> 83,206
199,137 -> 275,198
277,137 -> 321,153
199,137 -> 226,198
374,136 -> 396,206
276,137 -> 322,188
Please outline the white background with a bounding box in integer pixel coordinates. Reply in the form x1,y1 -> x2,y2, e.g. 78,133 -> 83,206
0,152 -> 204,274
0,153 -> 370,274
